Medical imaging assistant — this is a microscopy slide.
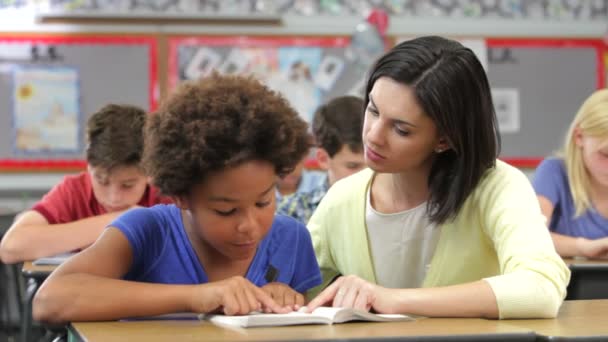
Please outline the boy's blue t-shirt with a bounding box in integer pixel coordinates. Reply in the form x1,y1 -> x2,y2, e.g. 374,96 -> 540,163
111,204 -> 322,293
532,157 -> 608,239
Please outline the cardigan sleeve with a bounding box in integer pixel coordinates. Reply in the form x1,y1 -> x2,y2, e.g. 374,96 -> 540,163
479,163 -> 570,318
305,191 -> 341,300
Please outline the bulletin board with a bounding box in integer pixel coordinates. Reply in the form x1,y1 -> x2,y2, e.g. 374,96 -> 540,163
168,36 -> 373,124
0,35 -> 158,172
485,38 -> 605,168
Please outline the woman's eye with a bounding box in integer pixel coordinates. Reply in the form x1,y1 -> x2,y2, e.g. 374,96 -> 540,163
368,109 -> 379,117
395,127 -> 409,136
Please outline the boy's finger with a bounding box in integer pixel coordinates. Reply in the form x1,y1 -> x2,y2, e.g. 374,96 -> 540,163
244,286 -> 261,313
295,293 -> 305,307
255,287 -> 289,313
283,290 -> 296,307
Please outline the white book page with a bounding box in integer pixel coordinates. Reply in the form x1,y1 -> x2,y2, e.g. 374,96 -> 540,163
32,252 -> 76,265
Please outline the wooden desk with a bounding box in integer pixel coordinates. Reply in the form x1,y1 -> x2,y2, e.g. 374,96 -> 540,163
69,317 -> 535,342
506,299 -> 608,341
563,258 -> 608,300
68,300 -> 608,342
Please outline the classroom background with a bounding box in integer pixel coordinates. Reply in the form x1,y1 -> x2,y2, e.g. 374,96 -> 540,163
0,0 -> 606,214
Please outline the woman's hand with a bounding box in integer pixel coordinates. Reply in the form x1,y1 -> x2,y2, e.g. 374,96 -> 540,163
305,275 -> 399,313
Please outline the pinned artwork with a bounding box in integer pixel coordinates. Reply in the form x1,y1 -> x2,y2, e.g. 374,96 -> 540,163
171,36 -> 370,124
12,66 -> 81,154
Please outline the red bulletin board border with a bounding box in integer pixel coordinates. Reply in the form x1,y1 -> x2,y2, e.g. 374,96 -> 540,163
0,35 -> 158,172
167,35 -> 350,92
486,38 -> 606,169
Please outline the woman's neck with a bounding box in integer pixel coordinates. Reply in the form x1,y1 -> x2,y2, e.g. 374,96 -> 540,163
371,168 -> 430,214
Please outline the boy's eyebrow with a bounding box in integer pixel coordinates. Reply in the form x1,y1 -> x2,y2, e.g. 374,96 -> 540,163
369,94 -> 417,128
209,182 -> 276,202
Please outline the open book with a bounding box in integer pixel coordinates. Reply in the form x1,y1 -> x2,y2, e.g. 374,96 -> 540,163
202,307 -> 414,328
32,252 -> 76,266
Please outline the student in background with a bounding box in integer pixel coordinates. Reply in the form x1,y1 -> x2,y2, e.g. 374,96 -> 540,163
532,89 -> 608,259
275,153 -> 326,202
33,73 -> 322,323
278,96 -> 366,223
0,105 -> 171,264
306,36 -> 570,319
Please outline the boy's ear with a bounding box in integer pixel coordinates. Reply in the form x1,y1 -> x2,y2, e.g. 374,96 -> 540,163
173,196 -> 190,210
316,148 -> 331,171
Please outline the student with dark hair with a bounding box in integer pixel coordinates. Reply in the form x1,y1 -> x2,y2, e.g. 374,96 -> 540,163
33,73 -> 321,323
306,36 -> 569,319
278,95 -> 366,223
0,104 -> 171,264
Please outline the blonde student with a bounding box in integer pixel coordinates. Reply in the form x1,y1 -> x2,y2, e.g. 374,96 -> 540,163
533,89 -> 608,259
0,105 -> 171,264
306,36 -> 570,319
33,73 -> 321,323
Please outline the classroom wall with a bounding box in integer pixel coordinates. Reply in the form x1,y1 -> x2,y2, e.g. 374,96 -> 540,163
0,0 -> 606,213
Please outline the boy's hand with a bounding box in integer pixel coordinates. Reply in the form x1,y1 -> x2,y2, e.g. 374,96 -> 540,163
261,282 -> 304,311
191,276 -> 290,315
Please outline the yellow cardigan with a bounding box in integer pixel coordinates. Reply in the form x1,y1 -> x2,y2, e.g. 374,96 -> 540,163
307,160 -> 570,319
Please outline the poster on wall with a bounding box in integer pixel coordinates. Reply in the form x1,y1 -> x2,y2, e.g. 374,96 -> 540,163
169,36 -> 369,124
0,35 -> 157,172
12,66 -> 81,154
491,88 -> 520,134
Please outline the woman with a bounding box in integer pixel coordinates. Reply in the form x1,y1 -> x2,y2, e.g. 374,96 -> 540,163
306,36 -> 570,319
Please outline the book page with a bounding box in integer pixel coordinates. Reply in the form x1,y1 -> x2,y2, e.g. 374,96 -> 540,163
32,252 -> 76,265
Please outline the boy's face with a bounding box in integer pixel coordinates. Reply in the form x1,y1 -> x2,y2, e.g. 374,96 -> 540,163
180,160 -> 276,262
318,145 -> 366,186
88,165 -> 149,213
276,157 -> 306,194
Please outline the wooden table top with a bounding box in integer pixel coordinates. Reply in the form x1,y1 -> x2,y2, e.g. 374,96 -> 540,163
503,299 -> 608,339
70,317 -> 535,342
70,300 -> 608,342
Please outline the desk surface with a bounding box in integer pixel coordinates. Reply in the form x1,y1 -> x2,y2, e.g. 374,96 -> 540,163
21,261 -> 57,279
563,257 -> 608,267
69,300 -> 608,342
506,299 -> 608,340
70,317 -> 535,342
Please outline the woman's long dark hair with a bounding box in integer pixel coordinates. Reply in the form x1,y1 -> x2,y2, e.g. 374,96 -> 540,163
365,36 -> 500,224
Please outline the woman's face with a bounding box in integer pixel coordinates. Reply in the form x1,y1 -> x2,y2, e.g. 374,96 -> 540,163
362,77 -> 444,175
577,132 -> 608,187
180,160 -> 277,262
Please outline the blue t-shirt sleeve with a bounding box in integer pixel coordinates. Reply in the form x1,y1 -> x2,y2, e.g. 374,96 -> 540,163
532,158 -> 566,206
109,206 -> 166,278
